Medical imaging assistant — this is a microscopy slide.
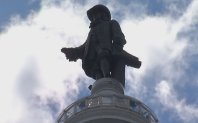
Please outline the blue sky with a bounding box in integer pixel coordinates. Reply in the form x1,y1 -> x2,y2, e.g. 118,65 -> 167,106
0,0 -> 41,31
0,0 -> 198,123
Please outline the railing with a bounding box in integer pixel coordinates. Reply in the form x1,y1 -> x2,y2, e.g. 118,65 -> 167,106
57,95 -> 158,123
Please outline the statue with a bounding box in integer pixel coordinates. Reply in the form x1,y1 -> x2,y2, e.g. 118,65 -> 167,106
61,4 -> 141,87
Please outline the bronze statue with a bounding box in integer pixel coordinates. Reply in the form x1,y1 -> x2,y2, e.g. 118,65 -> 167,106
61,4 -> 141,87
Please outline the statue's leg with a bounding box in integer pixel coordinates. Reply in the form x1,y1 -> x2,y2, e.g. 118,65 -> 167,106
97,49 -> 111,78
111,60 -> 125,87
99,57 -> 110,77
95,71 -> 103,79
91,62 -> 103,80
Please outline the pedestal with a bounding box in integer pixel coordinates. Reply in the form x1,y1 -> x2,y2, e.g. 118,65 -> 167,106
57,78 -> 158,123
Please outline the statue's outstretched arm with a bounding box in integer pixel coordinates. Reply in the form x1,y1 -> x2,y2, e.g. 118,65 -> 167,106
61,43 -> 85,61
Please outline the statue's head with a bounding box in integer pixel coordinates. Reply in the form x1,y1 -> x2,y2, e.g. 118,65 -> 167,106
87,4 -> 111,22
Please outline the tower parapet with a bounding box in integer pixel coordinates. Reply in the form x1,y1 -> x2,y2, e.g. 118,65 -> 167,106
57,78 -> 158,123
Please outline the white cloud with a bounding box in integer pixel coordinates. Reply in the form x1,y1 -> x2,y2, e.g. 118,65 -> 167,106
0,1 -> 91,123
123,0 -> 198,92
155,81 -> 198,123
122,15 -> 187,98
0,0 -> 198,123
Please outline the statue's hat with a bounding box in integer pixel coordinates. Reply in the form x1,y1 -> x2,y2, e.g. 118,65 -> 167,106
87,4 -> 111,21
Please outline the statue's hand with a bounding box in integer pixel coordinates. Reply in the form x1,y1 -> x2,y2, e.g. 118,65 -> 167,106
61,47 -> 67,54
61,47 -> 78,61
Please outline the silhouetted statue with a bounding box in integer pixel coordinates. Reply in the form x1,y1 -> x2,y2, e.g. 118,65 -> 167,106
61,4 -> 141,87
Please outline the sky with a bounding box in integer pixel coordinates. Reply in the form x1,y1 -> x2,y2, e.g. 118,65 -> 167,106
0,0 -> 198,123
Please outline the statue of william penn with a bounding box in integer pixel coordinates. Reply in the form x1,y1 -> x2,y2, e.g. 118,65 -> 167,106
61,4 -> 141,87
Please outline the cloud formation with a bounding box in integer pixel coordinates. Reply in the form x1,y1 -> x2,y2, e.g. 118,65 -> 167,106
0,1 -> 89,122
155,80 -> 198,122
0,0 -> 198,123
